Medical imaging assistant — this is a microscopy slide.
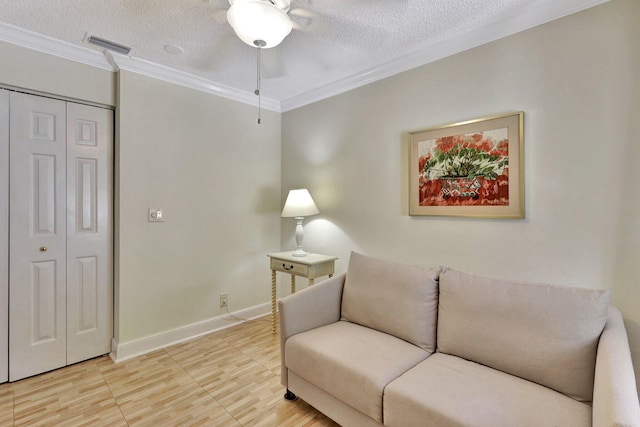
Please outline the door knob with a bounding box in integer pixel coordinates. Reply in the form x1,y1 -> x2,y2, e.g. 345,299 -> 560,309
40,246 -> 47,252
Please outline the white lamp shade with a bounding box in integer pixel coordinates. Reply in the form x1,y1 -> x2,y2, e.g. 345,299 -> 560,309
227,0 -> 293,48
281,189 -> 320,217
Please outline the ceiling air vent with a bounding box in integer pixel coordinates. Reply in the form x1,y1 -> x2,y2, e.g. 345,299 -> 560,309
87,35 -> 132,55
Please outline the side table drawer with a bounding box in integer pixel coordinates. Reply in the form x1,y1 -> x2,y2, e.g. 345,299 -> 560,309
310,262 -> 335,278
271,258 -> 309,276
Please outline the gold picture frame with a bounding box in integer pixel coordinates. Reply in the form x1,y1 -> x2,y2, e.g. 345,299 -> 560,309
409,112 -> 524,218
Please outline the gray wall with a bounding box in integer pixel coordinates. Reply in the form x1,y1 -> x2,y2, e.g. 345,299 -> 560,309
281,0 -> 640,394
0,40 -> 115,106
0,44 -> 282,351
115,70 -> 281,343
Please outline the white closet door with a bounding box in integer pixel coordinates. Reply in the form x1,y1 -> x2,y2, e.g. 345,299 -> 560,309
66,103 -> 113,364
9,92 -> 67,381
0,89 -> 8,383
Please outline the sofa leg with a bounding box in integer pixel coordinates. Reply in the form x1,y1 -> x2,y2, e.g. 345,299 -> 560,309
284,389 -> 297,401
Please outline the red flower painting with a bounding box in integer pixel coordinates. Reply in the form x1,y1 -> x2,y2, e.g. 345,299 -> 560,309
417,128 -> 510,207
409,112 -> 523,218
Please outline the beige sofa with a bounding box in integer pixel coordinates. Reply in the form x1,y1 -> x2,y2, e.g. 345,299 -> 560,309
278,252 -> 640,427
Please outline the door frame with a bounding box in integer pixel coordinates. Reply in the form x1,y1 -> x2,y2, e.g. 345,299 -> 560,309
0,89 -> 8,383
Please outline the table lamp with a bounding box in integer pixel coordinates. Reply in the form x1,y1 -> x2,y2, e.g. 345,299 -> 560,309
281,188 -> 319,256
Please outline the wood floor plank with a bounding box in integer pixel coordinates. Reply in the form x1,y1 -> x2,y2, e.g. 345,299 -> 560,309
1,316 -> 339,426
11,358 -> 126,427
249,399 -> 338,427
98,350 -> 237,426
0,383 -> 13,426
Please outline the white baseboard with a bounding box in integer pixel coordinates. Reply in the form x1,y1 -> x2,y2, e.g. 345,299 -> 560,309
109,302 -> 271,363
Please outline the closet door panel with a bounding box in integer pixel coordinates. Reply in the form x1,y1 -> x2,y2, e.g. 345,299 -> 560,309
9,92 -> 67,381
66,102 -> 113,364
0,89 -> 8,383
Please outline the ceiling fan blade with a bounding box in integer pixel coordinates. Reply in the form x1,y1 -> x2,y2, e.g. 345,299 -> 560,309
289,7 -> 314,32
206,0 -> 231,24
288,7 -> 388,56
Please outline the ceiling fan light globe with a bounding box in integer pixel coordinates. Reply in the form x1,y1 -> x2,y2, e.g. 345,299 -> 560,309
227,0 -> 293,49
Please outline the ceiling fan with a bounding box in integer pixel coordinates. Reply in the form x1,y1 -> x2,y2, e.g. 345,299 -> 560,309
226,0 -> 294,49
222,0 -> 296,123
213,0 -> 391,121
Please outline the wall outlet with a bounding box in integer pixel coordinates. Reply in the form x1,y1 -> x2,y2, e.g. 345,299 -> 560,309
219,293 -> 228,308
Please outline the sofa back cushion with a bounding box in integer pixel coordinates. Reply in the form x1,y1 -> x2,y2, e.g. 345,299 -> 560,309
341,252 -> 439,353
437,267 -> 610,402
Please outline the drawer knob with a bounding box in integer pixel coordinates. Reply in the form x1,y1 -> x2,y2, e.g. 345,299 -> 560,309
40,246 -> 47,252
283,264 -> 294,271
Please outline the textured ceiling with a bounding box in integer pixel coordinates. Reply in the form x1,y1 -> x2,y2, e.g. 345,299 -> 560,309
0,0 -> 606,104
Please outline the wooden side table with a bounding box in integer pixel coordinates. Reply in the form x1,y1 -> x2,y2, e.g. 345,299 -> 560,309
268,252 -> 338,334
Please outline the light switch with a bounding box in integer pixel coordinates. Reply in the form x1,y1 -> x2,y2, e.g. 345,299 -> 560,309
148,208 -> 164,222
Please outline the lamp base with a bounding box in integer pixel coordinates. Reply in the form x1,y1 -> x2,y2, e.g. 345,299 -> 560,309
292,249 -> 308,257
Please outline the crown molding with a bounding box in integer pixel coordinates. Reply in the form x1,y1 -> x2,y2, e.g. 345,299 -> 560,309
0,0 -> 609,114
106,52 -> 281,112
279,0 -> 610,112
0,22 -> 280,112
0,22 -> 113,70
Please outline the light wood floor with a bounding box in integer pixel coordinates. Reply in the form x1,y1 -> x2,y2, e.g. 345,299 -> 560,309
0,316 -> 339,427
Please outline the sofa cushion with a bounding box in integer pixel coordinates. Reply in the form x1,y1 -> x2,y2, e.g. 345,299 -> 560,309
341,252 -> 439,352
384,353 -> 592,427
285,320 -> 429,423
437,267 -> 610,402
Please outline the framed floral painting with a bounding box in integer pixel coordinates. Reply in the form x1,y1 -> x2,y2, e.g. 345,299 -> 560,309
409,112 -> 524,218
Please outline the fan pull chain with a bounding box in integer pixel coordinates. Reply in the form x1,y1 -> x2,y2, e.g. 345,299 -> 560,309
254,41 -> 266,125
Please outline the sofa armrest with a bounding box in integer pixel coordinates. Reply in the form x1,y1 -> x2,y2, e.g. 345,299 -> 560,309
593,305 -> 640,427
278,273 -> 345,387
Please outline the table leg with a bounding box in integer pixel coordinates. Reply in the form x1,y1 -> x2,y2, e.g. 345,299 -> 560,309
309,278 -> 315,286
271,269 -> 277,334
291,275 -> 296,295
